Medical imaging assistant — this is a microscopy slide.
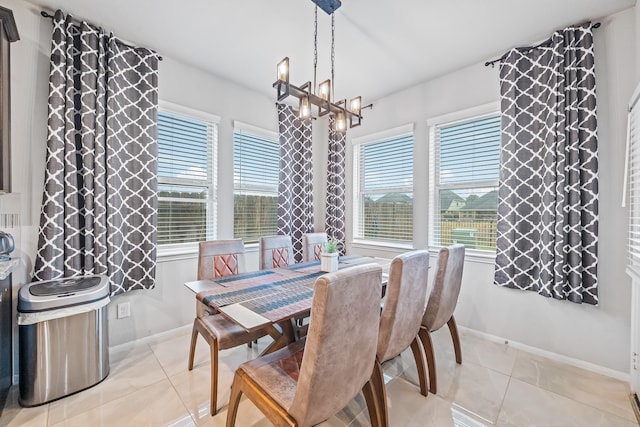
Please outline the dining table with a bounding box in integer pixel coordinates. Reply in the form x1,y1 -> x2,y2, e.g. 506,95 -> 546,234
184,255 -> 391,355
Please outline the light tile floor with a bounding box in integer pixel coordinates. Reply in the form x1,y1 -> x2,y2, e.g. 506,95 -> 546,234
1,326 -> 638,427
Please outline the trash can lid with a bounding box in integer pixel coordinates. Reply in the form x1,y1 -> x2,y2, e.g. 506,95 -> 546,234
18,275 -> 110,313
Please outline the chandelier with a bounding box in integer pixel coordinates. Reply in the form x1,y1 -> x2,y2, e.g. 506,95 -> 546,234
274,0 -> 370,131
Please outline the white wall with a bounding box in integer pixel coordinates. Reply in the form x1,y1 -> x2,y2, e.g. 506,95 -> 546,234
0,0 -> 287,348
1,0 -> 635,375
346,8 -> 636,374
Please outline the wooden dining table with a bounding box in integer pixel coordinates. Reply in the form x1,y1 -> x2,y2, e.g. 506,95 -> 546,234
184,255 -> 390,355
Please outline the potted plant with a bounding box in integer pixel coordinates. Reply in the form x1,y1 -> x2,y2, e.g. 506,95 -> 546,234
320,238 -> 340,273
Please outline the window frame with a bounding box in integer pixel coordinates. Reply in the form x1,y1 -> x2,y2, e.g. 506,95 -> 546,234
232,121 -> 280,244
156,101 -> 220,258
428,102 -> 500,261
352,124 -> 415,249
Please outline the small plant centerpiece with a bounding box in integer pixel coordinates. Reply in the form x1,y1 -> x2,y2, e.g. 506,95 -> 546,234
320,238 -> 340,273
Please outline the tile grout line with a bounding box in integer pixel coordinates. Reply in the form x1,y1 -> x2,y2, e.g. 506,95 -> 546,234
146,340 -> 201,426
493,349 -> 520,426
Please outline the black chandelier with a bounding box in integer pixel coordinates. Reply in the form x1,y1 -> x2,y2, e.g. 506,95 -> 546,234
274,0 -> 370,131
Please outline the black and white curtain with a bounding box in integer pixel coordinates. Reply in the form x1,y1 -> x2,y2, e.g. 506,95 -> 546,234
326,117 -> 346,255
277,104 -> 314,262
33,10 -> 159,295
494,23 -> 599,305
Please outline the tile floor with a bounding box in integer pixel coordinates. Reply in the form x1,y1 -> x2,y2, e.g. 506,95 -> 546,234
1,326 -> 638,427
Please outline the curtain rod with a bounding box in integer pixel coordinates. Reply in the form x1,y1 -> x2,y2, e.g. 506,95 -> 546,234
484,21 -> 600,68
40,10 -> 163,61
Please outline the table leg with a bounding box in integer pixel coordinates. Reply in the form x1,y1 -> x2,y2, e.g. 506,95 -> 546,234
260,319 -> 296,356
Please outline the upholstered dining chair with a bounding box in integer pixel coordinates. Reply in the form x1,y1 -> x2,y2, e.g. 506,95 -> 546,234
194,239 -> 244,317
301,232 -> 328,262
188,239 -> 270,415
226,264 -> 384,427
370,250 -> 430,427
259,234 -> 295,269
419,244 -> 465,395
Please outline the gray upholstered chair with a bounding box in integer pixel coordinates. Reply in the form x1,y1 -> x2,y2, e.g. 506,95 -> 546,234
371,250 -> 430,427
188,239 -> 269,415
419,244 -> 465,394
226,264 -> 384,427
259,234 -> 295,269
302,232 -> 328,262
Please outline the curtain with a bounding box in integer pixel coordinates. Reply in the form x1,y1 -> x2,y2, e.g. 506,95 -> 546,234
33,10 -> 159,296
494,23 -> 599,305
277,104 -> 314,262
326,116 -> 346,255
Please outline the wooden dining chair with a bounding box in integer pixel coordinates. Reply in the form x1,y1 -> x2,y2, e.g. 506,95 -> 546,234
226,264 -> 384,427
370,250 -> 430,427
188,239 -> 270,415
259,234 -> 295,269
301,232 -> 327,262
194,239 -> 244,318
419,244 -> 465,394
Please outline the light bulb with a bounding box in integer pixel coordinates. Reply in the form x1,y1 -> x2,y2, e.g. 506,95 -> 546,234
299,96 -> 311,119
336,112 -> 346,131
318,79 -> 331,101
277,57 -> 289,82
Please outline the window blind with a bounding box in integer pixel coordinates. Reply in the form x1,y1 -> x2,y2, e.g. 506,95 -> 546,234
430,114 -> 500,252
157,111 -> 217,245
628,96 -> 640,269
233,129 -> 279,243
355,133 -> 413,243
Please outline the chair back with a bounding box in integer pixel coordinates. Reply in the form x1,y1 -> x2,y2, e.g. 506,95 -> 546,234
197,239 -> 244,280
259,235 -> 294,269
289,264 -> 382,426
422,245 -> 465,332
302,232 -> 328,262
377,250 -> 430,363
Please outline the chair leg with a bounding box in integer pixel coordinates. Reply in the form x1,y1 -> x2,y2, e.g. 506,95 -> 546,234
188,320 -> 199,371
362,379 -> 382,427
447,315 -> 462,364
419,327 -> 437,394
409,337 -> 428,396
226,372 -> 244,427
210,338 -> 219,415
371,359 -> 389,427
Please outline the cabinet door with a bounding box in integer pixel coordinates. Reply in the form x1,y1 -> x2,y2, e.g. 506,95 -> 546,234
0,275 -> 11,411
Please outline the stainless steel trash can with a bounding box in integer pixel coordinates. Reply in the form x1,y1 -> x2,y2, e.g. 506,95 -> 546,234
17,275 -> 110,407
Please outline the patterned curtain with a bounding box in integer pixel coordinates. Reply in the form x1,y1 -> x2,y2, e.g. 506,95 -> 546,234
494,23 -> 599,305
326,117 -> 346,255
33,10 -> 159,296
277,104 -> 314,262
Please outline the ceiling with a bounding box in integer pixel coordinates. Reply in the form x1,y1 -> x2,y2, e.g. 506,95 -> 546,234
23,0 -> 636,103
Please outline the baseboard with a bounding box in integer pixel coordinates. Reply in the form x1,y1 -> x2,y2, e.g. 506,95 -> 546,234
109,323 -> 192,353
459,326 -> 629,382
630,393 -> 640,424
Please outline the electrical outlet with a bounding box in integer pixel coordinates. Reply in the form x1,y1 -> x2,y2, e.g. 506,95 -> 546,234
117,302 -> 131,319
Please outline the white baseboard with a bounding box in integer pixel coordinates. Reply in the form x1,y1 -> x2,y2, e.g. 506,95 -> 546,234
459,326 -> 629,382
109,323 -> 192,353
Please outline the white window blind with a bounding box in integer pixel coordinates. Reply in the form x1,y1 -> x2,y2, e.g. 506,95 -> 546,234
233,127 -> 279,243
157,110 -> 217,245
429,113 -> 500,252
628,91 -> 640,270
354,131 -> 413,243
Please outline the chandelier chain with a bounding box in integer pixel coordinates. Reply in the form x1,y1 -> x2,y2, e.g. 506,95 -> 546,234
331,12 -> 335,102
313,5 -> 318,94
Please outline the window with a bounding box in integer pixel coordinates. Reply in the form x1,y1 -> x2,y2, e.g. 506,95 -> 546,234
353,126 -> 414,244
429,110 -> 501,253
157,105 -> 218,246
233,123 -> 279,243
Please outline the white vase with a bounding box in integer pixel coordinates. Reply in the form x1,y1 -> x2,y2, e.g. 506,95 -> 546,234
320,252 -> 339,273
